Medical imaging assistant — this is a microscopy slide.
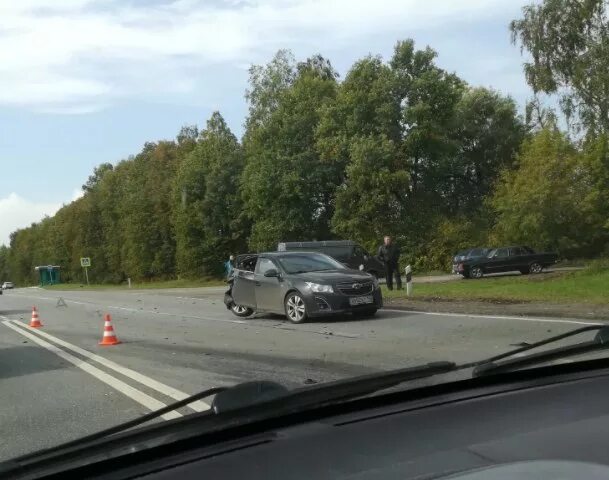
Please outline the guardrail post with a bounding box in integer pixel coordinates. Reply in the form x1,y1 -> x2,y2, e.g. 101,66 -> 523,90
405,265 -> 413,296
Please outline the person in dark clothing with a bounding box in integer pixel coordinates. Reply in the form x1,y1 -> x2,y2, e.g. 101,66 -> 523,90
377,236 -> 402,290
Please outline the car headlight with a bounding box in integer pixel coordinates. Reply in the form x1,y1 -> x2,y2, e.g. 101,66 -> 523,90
305,282 -> 334,293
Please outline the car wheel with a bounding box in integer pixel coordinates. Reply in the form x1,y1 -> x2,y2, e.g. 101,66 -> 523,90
285,292 -> 308,324
520,268 -> 530,275
470,266 -> 484,279
530,262 -> 543,274
353,307 -> 377,318
230,304 -> 253,317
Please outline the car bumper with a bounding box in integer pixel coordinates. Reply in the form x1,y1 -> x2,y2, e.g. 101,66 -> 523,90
305,288 -> 383,317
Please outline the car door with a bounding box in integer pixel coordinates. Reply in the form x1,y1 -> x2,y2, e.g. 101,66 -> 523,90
254,257 -> 285,313
508,247 -> 528,271
485,248 -> 510,273
231,258 -> 258,309
351,245 -> 367,271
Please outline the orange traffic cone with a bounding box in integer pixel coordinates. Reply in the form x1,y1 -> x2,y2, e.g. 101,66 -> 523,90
29,306 -> 43,328
99,314 -> 121,346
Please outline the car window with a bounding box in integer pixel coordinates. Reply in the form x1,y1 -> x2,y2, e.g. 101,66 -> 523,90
237,255 -> 258,272
277,253 -> 345,274
256,258 -> 276,275
469,249 -> 484,256
352,246 -> 367,258
510,247 -> 524,256
494,248 -> 509,258
323,246 -> 351,261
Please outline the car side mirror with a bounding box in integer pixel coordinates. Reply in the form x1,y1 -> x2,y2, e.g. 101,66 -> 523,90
264,269 -> 279,278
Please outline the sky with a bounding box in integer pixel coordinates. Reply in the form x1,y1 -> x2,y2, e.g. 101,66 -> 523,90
0,0 -> 538,246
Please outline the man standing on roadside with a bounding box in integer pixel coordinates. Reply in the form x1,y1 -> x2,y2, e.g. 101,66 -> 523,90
224,255 -> 235,280
377,236 -> 402,290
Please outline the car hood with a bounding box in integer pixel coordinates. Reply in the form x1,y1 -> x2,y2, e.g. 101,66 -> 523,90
290,269 -> 373,284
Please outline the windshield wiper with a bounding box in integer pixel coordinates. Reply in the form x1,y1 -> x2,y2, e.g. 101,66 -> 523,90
472,325 -> 609,376
9,362 -> 459,466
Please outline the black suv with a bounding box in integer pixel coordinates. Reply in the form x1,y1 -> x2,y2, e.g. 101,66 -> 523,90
457,246 -> 559,279
277,241 -> 386,279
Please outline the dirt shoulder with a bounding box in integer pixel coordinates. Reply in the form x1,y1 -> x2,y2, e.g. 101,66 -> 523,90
384,297 -> 609,321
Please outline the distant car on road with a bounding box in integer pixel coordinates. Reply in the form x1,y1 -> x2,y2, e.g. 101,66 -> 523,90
456,246 -> 559,279
451,248 -> 492,274
277,240 -> 386,279
225,251 -> 382,323
2,281 -> 14,289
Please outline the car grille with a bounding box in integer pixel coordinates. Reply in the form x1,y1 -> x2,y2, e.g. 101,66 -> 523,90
337,281 -> 373,296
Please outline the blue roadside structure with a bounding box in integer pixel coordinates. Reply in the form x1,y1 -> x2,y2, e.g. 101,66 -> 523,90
34,265 -> 62,286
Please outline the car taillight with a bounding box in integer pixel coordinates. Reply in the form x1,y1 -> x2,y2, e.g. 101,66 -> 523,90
458,263 -> 464,271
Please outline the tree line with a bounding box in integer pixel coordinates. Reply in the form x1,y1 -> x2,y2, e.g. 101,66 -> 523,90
3,0 -> 609,285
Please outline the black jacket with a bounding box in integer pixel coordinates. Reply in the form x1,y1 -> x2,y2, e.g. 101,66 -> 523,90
377,244 -> 400,265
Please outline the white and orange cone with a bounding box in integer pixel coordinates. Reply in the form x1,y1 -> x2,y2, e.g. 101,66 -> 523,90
29,306 -> 43,328
99,313 -> 121,346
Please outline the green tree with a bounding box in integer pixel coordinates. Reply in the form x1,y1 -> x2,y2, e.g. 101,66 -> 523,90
491,128 -> 608,254
242,55 -> 339,250
448,88 -> 526,213
332,135 -> 409,250
174,112 -> 246,277
0,245 -> 9,281
511,0 -> 609,135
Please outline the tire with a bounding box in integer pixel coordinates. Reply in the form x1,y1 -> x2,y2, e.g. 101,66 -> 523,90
470,266 -> 484,279
520,268 -> 530,275
285,291 -> 308,324
230,304 -> 254,317
353,307 -> 378,318
529,262 -> 543,274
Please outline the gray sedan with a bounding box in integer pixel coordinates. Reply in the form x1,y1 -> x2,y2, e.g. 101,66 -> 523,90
224,252 -> 383,323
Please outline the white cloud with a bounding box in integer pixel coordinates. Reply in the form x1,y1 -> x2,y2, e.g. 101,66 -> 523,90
72,188 -> 85,201
0,0 -> 525,113
0,193 -> 62,246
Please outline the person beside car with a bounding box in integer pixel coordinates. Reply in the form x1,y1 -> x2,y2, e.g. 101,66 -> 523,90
377,236 -> 402,290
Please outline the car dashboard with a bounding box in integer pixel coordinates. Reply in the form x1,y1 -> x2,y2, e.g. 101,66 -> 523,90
129,365 -> 609,480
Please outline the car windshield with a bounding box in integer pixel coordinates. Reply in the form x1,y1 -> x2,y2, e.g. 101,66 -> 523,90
277,253 -> 345,273
1,0 -> 608,468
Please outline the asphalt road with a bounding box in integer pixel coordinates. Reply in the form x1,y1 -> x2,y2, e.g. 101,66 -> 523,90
0,285 -> 601,462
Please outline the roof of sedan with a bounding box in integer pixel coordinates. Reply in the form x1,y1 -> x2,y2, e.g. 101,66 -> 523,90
262,251 -> 325,256
236,251 -> 331,259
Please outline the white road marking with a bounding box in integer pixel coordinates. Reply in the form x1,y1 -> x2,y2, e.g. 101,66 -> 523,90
2,320 -> 181,420
9,319 -> 210,412
382,309 -> 603,326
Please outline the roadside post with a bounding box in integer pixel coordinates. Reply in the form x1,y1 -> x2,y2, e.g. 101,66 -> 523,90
128,278 -> 132,288
80,257 -> 91,286
405,265 -> 413,296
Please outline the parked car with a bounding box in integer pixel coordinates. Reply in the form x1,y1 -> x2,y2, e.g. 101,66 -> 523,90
277,240 -> 386,279
451,248 -> 492,274
1,281 -> 13,289
456,246 -> 559,279
224,251 -> 382,323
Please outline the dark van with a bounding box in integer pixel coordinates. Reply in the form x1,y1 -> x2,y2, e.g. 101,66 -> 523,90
277,240 -> 386,278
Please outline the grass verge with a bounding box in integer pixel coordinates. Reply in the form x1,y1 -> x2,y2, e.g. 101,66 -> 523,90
384,266 -> 609,305
43,278 -> 225,291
